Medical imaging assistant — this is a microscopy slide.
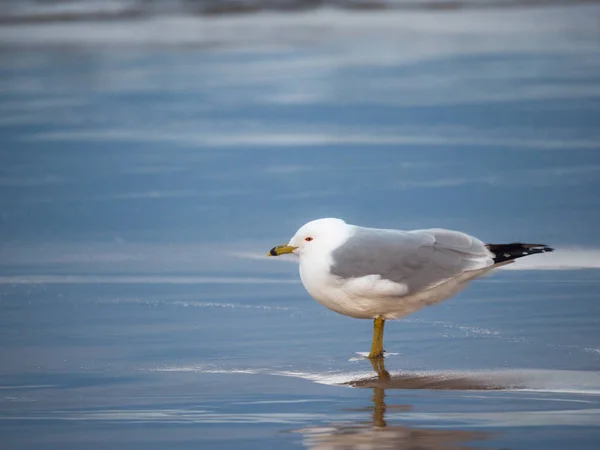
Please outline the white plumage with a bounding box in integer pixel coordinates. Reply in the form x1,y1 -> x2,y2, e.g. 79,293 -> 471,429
269,217 -> 552,358
286,218 -> 497,319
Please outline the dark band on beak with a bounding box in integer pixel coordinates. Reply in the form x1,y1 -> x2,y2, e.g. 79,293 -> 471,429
267,244 -> 296,257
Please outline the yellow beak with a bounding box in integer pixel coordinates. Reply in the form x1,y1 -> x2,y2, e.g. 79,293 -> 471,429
268,244 -> 297,257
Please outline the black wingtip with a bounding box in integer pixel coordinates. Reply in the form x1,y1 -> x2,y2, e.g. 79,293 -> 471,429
486,242 -> 554,264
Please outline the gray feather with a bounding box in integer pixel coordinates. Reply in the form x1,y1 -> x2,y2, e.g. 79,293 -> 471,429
329,226 -> 492,295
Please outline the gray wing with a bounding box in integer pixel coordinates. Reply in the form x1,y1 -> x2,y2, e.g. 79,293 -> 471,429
329,226 -> 494,296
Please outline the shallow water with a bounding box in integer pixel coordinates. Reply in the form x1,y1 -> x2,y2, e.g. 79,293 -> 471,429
1,4 -> 600,449
1,277 -> 600,449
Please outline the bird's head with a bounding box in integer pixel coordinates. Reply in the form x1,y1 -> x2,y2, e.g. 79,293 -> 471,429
268,218 -> 349,258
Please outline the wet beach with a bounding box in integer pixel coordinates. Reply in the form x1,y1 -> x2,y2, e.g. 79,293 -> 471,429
1,2 -> 600,449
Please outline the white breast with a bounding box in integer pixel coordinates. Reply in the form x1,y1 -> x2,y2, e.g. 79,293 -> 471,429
298,259 -> 391,319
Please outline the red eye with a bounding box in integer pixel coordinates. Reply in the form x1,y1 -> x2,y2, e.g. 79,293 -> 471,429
305,237 -> 313,242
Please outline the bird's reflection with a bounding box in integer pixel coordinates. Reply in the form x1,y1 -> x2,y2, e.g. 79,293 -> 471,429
297,358 -> 490,450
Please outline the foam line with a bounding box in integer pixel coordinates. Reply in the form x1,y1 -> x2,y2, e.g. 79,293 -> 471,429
501,249 -> 600,271
146,365 -> 600,394
0,275 -> 298,285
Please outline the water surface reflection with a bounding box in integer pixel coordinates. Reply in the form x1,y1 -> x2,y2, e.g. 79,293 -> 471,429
299,359 -> 491,449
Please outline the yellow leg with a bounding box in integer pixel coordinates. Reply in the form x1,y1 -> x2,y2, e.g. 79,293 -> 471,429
368,316 -> 385,359
369,355 -> 391,382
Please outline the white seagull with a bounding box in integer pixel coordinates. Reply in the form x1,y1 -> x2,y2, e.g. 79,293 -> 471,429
268,218 -> 553,359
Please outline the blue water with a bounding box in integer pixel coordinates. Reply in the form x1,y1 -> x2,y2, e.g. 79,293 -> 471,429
1,4 -> 600,449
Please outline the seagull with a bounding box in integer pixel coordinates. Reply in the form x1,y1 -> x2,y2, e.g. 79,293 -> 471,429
268,218 -> 553,359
